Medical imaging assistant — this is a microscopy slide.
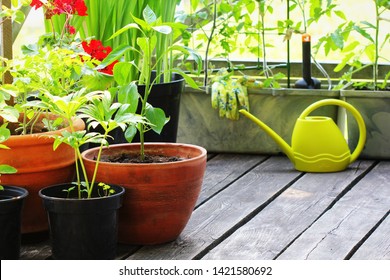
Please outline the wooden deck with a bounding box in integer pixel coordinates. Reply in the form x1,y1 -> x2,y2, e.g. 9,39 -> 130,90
20,154 -> 390,260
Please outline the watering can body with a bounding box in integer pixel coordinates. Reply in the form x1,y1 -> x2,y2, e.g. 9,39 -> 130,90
240,99 -> 366,173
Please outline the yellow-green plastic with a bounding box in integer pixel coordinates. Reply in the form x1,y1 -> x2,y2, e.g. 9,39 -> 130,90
239,98 -> 366,172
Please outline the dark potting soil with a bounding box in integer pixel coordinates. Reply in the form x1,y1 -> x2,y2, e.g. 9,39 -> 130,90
99,153 -> 183,164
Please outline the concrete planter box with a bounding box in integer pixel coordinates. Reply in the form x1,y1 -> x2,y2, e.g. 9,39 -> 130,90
178,87 -> 339,154
340,90 -> 390,159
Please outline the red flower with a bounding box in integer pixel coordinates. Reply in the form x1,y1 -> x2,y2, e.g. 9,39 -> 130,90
67,25 -> 76,34
52,0 -> 88,16
82,40 -> 118,75
30,0 -> 88,17
30,0 -> 44,9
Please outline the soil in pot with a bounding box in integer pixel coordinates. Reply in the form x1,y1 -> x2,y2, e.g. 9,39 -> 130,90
100,153 -> 183,164
39,183 -> 125,260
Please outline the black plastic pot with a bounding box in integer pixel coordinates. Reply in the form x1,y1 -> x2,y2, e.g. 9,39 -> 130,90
39,183 -> 125,260
0,186 -> 28,260
114,72 -> 185,143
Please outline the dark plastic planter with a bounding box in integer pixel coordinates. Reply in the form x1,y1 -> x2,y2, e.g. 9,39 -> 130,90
0,186 -> 28,260
39,183 -> 125,260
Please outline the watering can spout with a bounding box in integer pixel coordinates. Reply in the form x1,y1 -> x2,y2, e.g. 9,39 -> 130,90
239,109 -> 296,163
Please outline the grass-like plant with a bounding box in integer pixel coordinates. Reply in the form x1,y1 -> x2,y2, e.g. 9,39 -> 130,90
99,5 -> 201,161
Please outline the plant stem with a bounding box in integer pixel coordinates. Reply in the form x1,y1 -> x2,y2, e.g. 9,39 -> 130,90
259,2 -> 269,79
287,0 -> 291,88
139,36 -> 153,161
374,0 -> 380,90
204,0 -> 217,87
87,130 -> 108,198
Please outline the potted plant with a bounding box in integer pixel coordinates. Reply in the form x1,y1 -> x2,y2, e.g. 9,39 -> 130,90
0,0 -> 92,236
315,0 -> 390,159
0,0 -> 124,237
81,6 -> 207,245
35,88 -> 143,259
176,0 -> 341,154
0,101 -> 28,260
48,0 -> 191,143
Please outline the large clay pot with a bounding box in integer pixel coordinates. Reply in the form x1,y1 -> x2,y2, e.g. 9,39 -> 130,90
0,115 -> 85,235
81,143 -> 207,245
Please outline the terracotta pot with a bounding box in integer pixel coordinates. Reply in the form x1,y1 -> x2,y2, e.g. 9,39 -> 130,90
81,143 -> 207,245
0,115 -> 85,234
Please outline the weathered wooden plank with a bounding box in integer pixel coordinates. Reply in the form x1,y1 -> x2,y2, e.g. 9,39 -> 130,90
277,161 -> 390,260
202,160 -> 375,260
126,156 -> 302,259
197,154 -> 267,206
351,214 -> 390,260
20,240 -> 51,260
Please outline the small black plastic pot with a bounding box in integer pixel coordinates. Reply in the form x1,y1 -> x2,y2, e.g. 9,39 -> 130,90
39,183 -> 125,260
0,186 -> 28,260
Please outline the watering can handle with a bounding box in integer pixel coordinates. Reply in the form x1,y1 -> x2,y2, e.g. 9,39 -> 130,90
299,99 -> 366,163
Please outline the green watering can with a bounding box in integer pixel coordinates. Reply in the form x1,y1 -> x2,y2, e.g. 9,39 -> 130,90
239,99 -> 366,172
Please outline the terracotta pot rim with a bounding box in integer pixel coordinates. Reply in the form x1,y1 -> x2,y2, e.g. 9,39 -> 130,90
81,142 -> 207,167
6,116 -> 85,144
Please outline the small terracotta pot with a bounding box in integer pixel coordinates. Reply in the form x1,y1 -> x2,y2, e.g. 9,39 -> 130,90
81,143 -> 207,245
0,115 -> 85,234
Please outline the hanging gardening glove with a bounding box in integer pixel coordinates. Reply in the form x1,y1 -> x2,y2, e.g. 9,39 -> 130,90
211,68 -> 262,120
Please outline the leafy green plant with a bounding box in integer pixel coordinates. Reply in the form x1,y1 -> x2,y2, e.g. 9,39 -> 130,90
46,0 -> 183,83
8,43 -> 98,135
27,89 -> 145,198
0,124 -> 17,190
100,5 -> 201,161
314,0 -> 390,90
2,0 -> 114,136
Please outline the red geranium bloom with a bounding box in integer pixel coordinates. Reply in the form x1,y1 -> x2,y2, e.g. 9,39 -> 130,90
52,0 -> 88,16
30,0 -> 88,17
67,25 -> 76,34
30,0 -> 44,9
82,40 -> 118,75
99,60 -> 119,75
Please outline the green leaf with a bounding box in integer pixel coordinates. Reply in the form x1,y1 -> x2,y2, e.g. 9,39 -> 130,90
353,25 -> 374,43
172,68 -> 199,89
143,5 -> 157,24
0,106 -> 19,123
152,25 -> 172,35
334,52 -> 355,72
342,41 -> 360,52
124,125 -> 137,143
0,164 -> 17,174
330,29 -> 345,49
334,10 -> 346,20
99,45 -> 135,70
0,144 -> 10,149
109,23 -> 140,40
145,105 -> 168,134
113,62 -> 134,86
117,83 -> 139,114
364,44 -> 376,62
